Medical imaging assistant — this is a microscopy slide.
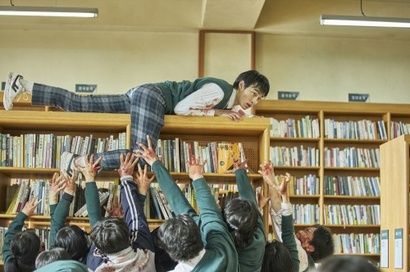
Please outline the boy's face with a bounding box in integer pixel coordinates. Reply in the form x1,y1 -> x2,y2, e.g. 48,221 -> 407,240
296,226 -> 316,252
235,81 -> 264,110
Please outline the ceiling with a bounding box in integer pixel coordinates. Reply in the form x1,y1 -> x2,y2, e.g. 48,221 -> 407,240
2,0 -> 410,40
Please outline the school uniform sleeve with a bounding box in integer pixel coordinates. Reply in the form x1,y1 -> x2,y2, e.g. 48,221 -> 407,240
173,83 -> 224,116
120,177 -> 155,252
151,160 -> 198,219
234,169 -> 266,272
49,193 -> 73,248
282,215 -> 300,272
85,181 -> 102,229
2,212 -> 27,264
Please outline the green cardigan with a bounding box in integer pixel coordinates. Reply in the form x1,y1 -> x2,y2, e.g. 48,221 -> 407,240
152,160 -> 239,272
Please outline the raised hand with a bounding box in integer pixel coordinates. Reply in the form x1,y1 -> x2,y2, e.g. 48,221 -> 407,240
49,172 -> 66,205
133,135 -> 160,166
21,196 -> 42,217
104,195 -> 124,219
118,153 -> 138,178
61,170 -> 77,196
258,161 -> 278,187
134,163 -> 155,196
76,154 -> 102,182
187,156 -> 206,181
225,156 -> 248,174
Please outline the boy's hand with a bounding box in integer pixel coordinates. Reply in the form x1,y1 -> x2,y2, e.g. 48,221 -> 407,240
22,196 -> 42,217
188,156 -> 206,180
49,172 -> 66,205
118,153 -> 138,178
134,135 -> 160,166
134,164 -> 155,195
77,154 -> 102,182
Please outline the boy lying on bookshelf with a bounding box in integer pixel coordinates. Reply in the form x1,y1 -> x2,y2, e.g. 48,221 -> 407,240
134,135 -> 239,272
259,161 -> 334,272
4,70 -> 270,172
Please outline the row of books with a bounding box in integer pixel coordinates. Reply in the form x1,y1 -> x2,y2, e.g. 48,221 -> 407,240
270,145 -> 319,167
0,133 -> 127,168
4,178 -> 118,218
269,116 -> 320,138
323,147 -> 380,168
292,204 -> 320,224
155,139 -> 247,174
324,119 -> 387,140
391,121 -> 410,138
324,176 -> 381,197
286,174 -> 319,196
323,204 -> 380,225
333,233 -> 380,254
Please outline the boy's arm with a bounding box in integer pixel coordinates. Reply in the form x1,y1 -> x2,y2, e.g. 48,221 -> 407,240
152,160 -> 198,218
2,212 -> 27,263
282,214 -> 300,272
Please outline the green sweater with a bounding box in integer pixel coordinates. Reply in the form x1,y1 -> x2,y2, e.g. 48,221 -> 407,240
2,212 -> 28,266
234,169 -> 266,272
282,215 -> 300,272
152,160 -> 239,272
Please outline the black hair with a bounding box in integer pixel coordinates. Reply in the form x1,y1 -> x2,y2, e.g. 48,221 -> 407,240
157,214 -> 203,262
5,231 -> 41,272
262,240 -> 294,272
223,198 -> 258,250
90,217 -> 130,254
309,224 -> 334,262
318,255 -> 379,272
151,227 -> 178,272
35,247 -> 71,268
233,70 -> 270,97
54,225 -> 89,261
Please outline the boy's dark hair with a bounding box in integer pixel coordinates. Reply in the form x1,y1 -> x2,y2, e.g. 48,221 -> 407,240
309,224 -> 334,262
35,247 -> 71,268
223,198 -> 258,250
54,225 -> 89,261
5,231 -> 40,272
318,255 -> 379,272
151,227 -> 178,272
157,214 -> 203,262
90,217 -> 130,254
233,70 -> 270,97
262,241 -> 294,272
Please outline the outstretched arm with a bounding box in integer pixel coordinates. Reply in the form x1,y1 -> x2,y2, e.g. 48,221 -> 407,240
134,135 -> 197,218
118,153 -> 155,251
77,154 -> 103,228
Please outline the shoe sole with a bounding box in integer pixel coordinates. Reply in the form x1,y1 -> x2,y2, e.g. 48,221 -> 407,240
4,73 -> 22,110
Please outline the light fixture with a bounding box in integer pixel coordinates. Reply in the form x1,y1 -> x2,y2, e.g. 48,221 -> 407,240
0,6 -> 98,18
320,15 -> 410,28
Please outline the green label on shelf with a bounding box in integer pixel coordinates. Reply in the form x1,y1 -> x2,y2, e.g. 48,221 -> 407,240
278,91 -> 299,100
1,81 -> 5,91
348,93 -> 369,102
75,84 -> 97,93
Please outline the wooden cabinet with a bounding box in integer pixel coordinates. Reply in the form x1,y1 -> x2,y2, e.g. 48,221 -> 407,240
254,99 -> 410,263
380,135 -> 410,272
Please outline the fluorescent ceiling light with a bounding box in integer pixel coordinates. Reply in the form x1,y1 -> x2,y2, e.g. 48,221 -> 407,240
0,6 -> 98,18
320,15 -> 410,28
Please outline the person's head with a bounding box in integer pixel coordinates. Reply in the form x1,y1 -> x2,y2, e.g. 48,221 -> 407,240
156,214 -> 203,262
317,255 -> 379,272
296,224 -> 334,262
54,225 -> 89,261
151,227 -> 178,272
233,70 -> 270,109
5,230 -> 41,272
262,240 -> 294,272
223,198 -> 258,250
90,217 -> 130,255
35,247 -> 71,268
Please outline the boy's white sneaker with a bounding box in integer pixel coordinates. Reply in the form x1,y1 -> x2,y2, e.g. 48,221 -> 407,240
3,72 -> 24,110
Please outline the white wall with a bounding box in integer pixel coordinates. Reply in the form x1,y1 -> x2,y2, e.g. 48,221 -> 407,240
257,34 -> 410,103
0,29 -> 198,94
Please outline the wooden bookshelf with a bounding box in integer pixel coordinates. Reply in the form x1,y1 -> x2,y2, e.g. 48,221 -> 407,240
253,99 -> 410,263
0,108 -> 270,270
380,135 -> 410,272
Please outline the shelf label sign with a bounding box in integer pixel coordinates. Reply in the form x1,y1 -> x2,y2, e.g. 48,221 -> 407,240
1,81 -> 5,91
380,229 -> 389,268
278,91 -> 299,100
75,84 -> 97,93
348,93 -> 369,102
394,228 -> 403,269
